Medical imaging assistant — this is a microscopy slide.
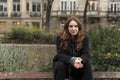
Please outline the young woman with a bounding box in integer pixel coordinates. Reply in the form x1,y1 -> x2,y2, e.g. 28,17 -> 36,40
53,17 -> 93,80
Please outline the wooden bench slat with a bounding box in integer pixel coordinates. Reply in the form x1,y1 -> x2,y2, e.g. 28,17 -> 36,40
0,72 -> 120,79
93,72 -> 120,78
0,72 -> 53,79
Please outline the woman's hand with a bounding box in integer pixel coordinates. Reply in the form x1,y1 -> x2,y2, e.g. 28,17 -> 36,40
73,57 -> 84,69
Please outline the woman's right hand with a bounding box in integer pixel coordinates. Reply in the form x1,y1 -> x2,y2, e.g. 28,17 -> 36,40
74,57 -> 84,69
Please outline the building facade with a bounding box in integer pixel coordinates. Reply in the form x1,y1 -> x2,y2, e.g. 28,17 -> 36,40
0,0 -> 46,33
51,0 -> 120,31
0,0 -> 120,33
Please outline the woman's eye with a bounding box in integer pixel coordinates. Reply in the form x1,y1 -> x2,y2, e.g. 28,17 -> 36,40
75,25 -> 78,27
69,25 -> 78,27
69,25 -> 73,27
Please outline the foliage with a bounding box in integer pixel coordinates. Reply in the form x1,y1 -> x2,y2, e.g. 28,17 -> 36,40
87,23 -> 120,71
2,27 -> 57,44
4,27 -> 34,43
0,44 -> 53,72
91,54 -> 120,71
89,26 -> 120,54
0,45 -> 35,72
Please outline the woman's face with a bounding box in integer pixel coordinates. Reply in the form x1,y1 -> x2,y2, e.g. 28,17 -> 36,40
68,20 -> 79,37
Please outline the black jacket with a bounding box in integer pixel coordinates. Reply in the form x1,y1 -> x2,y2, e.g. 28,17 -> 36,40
53,35 -> 91,65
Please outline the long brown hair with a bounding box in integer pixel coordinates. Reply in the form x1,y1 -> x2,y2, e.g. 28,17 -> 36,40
60,17 -> 85,50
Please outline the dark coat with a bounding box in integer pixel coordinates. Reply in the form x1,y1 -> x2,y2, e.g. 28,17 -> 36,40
53,34 -> 91,65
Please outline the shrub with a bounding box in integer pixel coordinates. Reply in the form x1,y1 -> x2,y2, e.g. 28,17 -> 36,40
87,23 -> 120,71
3,27 -> 57,44
6,27 -> 33,43
32,30 -> 57,44
0,44 -> 54,72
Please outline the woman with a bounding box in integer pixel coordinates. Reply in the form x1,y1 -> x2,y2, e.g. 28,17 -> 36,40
53,17 -> 93,80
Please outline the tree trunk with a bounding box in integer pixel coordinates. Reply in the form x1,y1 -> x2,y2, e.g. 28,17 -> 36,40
83,0 -> 88,32
46,0 -> 54,30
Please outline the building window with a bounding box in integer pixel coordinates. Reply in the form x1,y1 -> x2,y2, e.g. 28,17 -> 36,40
0,22 -> 7,32
0,0 -> 7,2
111,4 -> 116,12
13,0 -> 20,2
25,22 -> 29,27
44,3 -> 46,11
0,5 -> 3,11
70,0 -> 76,14
110,2 -> 117,11
32,22 -> 39,28
109,0 -> 118,15
26,2 -> 29,11
0,0 -> 7,11
111,0 -> 117,2
88,0 -> 98,11
13,0 -> 20,12
26,0 -> 29,11
13,21 -> 20,27
32,0 -> 40,12
61,0 -> 67,14
0,0 -> 7,17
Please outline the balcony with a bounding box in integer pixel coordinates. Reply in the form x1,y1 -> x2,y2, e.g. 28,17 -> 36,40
11,12 -> 21,17
30,12 -> 41,17
52,10 -> 83,17
87,11 -> 100,17
0,12 -> 8,17
107,11 -> 120,21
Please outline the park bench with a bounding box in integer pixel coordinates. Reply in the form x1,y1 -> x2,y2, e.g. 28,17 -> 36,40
0,72 -> 120,79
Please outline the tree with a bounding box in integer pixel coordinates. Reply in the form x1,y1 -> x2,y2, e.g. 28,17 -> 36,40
46,0 -> 54,30
83,0 -> 88,32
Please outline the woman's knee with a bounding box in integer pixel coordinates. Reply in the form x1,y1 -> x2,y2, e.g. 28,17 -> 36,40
53,61 -> 66,70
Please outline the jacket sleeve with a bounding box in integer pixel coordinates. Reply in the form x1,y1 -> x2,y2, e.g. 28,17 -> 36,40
53,35 -> 72,64
80,35 -> 91,64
